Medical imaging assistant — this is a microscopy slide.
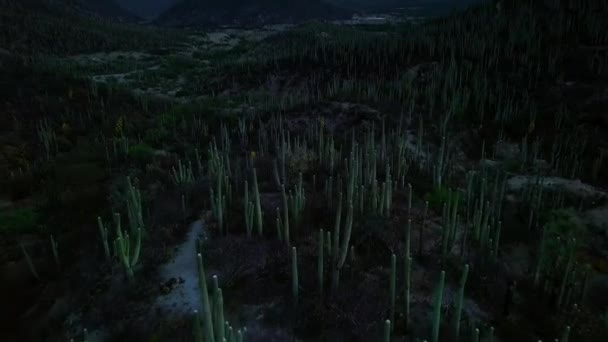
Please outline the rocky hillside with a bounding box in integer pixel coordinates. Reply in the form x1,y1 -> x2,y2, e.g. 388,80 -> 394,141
155,0 -> 351,27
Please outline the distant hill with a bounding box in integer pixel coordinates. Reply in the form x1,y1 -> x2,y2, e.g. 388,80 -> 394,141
0,0 -> 180,55
76,0 -> 141,22
327,0 -> 489,14
155,0 -> 351,28
0,0 -> 140,21
116,0 -> 178,19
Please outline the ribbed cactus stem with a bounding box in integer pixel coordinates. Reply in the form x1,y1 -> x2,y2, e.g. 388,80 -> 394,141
454,264 -> 469,339
193,310 -> 202,342
389,253 -> 396,332
20,244 -> 39,280
405,218 -> 412,329
97,216 -> 111,262
50,234 -> 60,271
197,253 -> 215,342
472,328 -> 479,342
493,221 -> 502,258
318,229 -> 324,294
404,254 -> 412,330
432,270 -> 446,342
419,201 -> 428,256
244,181 -> 253,237
115,217 -> 141,283
215,289 -> 225,342
252,168 -> 263,236
338,202 -> 354,268
292,247 -> 299,304
383,319 -> 391,342
281,184 -> 290,246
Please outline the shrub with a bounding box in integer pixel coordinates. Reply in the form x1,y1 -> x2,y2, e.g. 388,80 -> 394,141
0,207 -> 40,235
426,186 -> 452,211
129,143 -> 156,164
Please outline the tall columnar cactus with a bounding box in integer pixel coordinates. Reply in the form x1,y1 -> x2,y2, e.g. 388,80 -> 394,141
196,253 -> 215,342
533,224 -> 549,288
389,253 -> 397,333
172,159 -> 195,185
281,184 -> 290,246
97,216 -> 111,262
433,136 -> 448,188
419,201 -> 428,256
244,181 -> 254,237
404,219 -> 412,329
560,326 -> 570,342
557,238 -> 577,309
126,177 -> 144,234
492,221 -> 502,259
210,173 -> 224,235
50,234 -> 60,271
288,173 -> 306,227
441,190 -> 460,261
252,168 -> 263,236
454,264 -> 469,339
432,270 -> 446,342
331,192 -> 343,291
114,213 -> 141,283
472,328 -> 479,342
273,158 -> 281,189
331,188 -> 354,292
20,244 -> 39,280
193,310 -> 203,342
214,288 -> 225,342
292,247 -> 299,304
383,319 -> 391,342
318,229 -> 324,294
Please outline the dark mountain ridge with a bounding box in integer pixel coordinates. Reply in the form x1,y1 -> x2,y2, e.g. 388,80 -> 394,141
78,0 -> 140,22
0,0 -> 139,21
155,0 -> 351,28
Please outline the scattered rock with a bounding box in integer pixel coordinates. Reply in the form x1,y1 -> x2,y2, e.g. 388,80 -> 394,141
495,141 -> 520,160
159,277 -> 185,295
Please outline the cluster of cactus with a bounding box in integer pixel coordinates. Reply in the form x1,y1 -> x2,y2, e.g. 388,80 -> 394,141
172,159 -> 195,185
209,140 -> 232,235
97,212 -> 142,283
432,136 -> 449,189
288,173 -> 306,228
317,122 -> 337,173
329,191 -> 354,292
114,213 -> 142,283
534,226 -> 588,312
440,188 -> 460,261
466,170 -> 506,260
96,177 -> 144,282
37,119 -> 58,160
194,253 -> 246,342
